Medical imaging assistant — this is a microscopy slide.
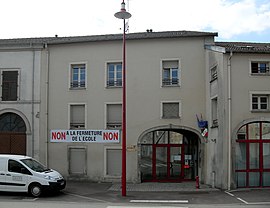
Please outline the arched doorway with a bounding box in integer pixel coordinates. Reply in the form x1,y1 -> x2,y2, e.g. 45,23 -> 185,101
0,113 -> 27,155
235,121 -> 270,188
138,127 -> 200,182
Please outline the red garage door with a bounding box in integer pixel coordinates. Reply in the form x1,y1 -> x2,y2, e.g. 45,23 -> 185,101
0,113 -> 27,155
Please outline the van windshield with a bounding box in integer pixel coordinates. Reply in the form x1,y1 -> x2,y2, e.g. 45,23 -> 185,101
21,158 -> 49,172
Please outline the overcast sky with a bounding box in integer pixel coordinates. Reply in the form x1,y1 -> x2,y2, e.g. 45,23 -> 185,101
1,0 -> 270,42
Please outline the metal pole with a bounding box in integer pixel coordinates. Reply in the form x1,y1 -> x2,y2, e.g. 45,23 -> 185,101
122,17 -> 127,197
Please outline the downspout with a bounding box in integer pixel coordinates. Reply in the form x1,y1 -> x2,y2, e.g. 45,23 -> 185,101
44,43 -> 50,167
227,51 -> 233,190
32,46 -> 35,157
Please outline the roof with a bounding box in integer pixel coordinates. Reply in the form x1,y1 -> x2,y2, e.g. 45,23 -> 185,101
216,42 -> 270,54
0,30 -> 218,47
0,154 -> 31,160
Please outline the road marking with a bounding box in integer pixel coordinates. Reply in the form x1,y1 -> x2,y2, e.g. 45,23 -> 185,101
108,206 -> 188,208
237,197 -> 248,204
64,192 -> 109,203
224,191 -> 234,197
130,199 -> 188,203
22,197 -> 38,201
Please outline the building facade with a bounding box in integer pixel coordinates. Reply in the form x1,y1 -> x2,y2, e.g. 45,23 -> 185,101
0,31 -> 269,189
0,39 -> 44,159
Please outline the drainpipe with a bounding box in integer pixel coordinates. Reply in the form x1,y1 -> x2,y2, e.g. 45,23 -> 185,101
32,47 -> 35,157
44,43 -> 50,167
227,51 -> 233,190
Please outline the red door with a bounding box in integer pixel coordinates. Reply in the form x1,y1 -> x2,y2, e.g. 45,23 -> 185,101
153,144 -> 184,182
0,133 -> 26,155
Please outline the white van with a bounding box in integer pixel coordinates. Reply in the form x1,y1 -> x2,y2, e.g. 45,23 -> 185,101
0,154 -> 66,197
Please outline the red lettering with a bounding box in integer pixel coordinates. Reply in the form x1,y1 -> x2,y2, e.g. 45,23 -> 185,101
52,131 -> 66,140
103,132 -> 119,141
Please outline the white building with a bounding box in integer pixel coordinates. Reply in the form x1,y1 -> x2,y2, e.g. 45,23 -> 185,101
0,31 -> 269,189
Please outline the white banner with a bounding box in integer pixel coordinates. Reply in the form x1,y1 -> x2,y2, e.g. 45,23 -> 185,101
50,130 -> 120,143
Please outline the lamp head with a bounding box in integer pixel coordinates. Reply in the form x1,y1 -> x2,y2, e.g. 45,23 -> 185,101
114,1 -> 131,20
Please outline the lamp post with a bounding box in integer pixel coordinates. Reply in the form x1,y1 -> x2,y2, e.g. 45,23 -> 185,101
114,0 -> 131,197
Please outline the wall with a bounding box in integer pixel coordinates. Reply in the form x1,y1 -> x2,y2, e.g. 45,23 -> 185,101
46,36 -> 212,182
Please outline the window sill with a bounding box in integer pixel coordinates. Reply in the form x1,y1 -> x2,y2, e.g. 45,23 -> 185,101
162,116 -> 180,119
69,87 -> 86,90
106,86 -> 122,89
251,110 -> 270,113
162,85 -> 180,88
250,73 -> 270,76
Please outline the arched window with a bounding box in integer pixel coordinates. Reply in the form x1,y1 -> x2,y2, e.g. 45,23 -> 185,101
235,122 -> 270,187
0,113 -> 26,132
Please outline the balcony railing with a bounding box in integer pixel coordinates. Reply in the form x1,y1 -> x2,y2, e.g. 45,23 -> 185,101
70,81 -> 86,88
107,80 -> 122,87
107,122 -> 122,129
162,78 -> 179,86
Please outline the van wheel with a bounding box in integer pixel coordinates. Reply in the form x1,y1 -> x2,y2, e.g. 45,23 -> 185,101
29,183 -> 42,197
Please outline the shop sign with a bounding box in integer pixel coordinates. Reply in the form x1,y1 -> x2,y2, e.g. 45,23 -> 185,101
50,130 -> 120,143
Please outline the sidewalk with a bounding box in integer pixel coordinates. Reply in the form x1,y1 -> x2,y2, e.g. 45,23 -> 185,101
66,180 -> 218,193
64,180 -> 219,202
109,181 -> 218,192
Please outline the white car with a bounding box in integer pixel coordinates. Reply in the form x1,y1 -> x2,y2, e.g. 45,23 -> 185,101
0,154 -> 66,197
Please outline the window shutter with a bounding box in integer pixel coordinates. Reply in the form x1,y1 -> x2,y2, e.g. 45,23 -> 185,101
107,104 -> 122,123
70,105 -> 85,125
163,61 -> 178,69
163,103 -> 179,118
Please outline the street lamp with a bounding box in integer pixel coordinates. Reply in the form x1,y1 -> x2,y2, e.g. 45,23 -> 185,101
114,0 -> 131,197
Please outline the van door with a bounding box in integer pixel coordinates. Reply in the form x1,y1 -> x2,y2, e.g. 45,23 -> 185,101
5,159 -> 32,192
0,158 -> 6,191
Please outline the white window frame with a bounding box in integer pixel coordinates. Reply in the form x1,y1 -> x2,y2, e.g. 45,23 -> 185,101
104,102 -> 122,129
250,60 -> 270,76
68,103 -> 87,129
250,91 -> 270,112
69,62 -> 87,89
104,146 -> 122,178
160,59 -> 181,87
105,61 -> 122,88
0,69 -> 20,101
160,100 -> 181,119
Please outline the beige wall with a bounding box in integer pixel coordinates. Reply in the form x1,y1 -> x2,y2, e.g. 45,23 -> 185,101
46,37 -> 209,182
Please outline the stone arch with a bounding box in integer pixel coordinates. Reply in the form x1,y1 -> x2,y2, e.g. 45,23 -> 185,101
0,108 -> 31,134
137,124 -> 204,183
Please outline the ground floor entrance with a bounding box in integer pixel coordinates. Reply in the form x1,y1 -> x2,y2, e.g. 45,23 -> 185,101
0,112 -> 27,155
139,128 -> 199,182
235,121 -> 270,188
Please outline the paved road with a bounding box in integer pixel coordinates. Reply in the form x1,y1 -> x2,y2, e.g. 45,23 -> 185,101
0,181 -> 270,207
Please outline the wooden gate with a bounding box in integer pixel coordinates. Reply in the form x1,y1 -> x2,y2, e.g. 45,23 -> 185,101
0,133 -> 26,155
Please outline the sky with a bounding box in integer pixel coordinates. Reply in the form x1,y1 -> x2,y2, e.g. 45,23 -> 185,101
1,0 -> 270,42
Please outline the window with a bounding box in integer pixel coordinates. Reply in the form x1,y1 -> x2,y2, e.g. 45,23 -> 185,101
68,147 -> 87,175
1,70 -> 18,101
162,102 -> 180,119
211,97 -> 218,127
106,148 -> 121,176
70,64 -> 86,89
251,62 -> 270,75
162,60 -> 180,86
235,122 -> 270,187
107,63 -> 122,87
8,159 -> 31,175
210,66 -> 218,81
70,104 -> 86,129
251,94 -> 269,111
107,104 -> 122,129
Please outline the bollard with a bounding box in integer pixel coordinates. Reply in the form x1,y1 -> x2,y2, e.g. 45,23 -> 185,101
195,176 -> 200,189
